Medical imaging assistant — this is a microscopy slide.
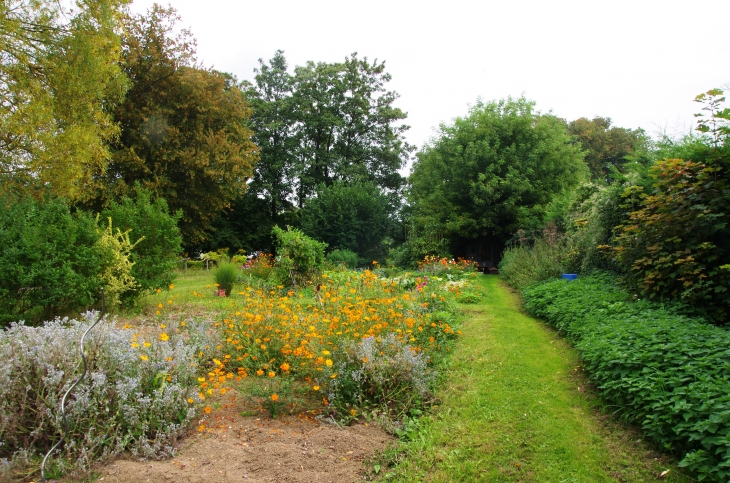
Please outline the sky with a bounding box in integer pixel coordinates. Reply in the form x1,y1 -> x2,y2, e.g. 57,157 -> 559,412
128,0 -> 730,157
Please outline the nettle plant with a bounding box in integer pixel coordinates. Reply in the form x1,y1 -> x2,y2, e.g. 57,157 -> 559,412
0,313 -> 217,476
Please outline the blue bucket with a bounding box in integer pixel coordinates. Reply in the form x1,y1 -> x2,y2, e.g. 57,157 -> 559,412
561,273 -> 578,281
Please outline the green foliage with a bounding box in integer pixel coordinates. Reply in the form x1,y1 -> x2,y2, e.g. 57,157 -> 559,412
522,273 -> 730,482
90,5 -> 259,245
410,96 -> 587,244
326,249 -> 359,269
300,181 -> 392,261
214,262 -> 238,296
0,194 -> 108,326
96,217 -> 139,309
498,225 -> 576,289
567,116 -> 650,181
0,0 -> 129,201
101,186 -> 183,298
613,158 -> 730,322
271,226 -> 327,287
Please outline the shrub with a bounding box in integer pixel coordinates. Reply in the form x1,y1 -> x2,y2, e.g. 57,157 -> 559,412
0,194 -> 108,326
271,226 -> 327,287
300,181 -> 393,262
522,274 -> 730,482
498,225 -> 576,290
612,158 -> 730,322
326,249 -> 359,269
322,334 -> 435,423
101,186 -> 183,300
0,313 -> 216,475
95,217 -> 140,309
214,262 -> 238,296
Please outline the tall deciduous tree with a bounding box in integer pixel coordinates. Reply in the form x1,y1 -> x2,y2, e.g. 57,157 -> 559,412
410,97 -> 587,242
567,117 -> 649,181
300,181 -> 392,262
91,6 -> 258,245
0,0 -> 129,200
212,50 -> 411,252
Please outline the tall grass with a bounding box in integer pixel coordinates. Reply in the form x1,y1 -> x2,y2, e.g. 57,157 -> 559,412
499,226 -> 576,289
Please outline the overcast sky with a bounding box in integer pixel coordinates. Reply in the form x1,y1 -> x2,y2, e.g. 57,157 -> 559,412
129,0 -> 730,156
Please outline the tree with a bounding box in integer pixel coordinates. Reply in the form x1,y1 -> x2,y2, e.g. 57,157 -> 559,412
89,6 -> 258,245
300,181 -> 392,262
213,50 -> 411,252
292,53 -> 412,204
410,97 -> 587,243
0,0 -> 129,200
567,117 -> 649,181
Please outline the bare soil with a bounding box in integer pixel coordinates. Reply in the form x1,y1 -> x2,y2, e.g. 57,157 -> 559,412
91,391 -> 394,483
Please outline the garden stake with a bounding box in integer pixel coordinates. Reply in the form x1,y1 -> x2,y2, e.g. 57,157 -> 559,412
41,288 -> 105,483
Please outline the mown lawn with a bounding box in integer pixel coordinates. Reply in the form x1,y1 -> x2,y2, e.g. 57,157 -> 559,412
375,276 -> 695,482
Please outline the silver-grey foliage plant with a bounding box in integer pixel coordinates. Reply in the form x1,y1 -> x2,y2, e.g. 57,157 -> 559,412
0,312 -> 217,474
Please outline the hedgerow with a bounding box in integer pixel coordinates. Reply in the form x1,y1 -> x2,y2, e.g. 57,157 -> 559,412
522,273 -> 730,482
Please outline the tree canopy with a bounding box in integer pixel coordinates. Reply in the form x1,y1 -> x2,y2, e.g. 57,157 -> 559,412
0,0 -> 129,200
567,116 -> 649,181
90,6 -> 258,245
410,97 -> 587,242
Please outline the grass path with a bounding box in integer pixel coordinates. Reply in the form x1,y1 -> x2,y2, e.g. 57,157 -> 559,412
378,276 -> 693,482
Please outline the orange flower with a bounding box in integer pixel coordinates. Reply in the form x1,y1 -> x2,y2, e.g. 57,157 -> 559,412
280,362 -> 290,372
268,371 -> 276,378
204,406 -> 212,414
271,394 -> 279,402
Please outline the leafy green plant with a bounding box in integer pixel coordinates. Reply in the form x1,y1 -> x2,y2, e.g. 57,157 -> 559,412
326,249 -> 359,269
271,226 -> 327,287
612,158 -> 730,322
101,186 -> 183,300
523,273 -> 730,482
0,193 -> 109,326
214,262 -> 238,296
498,225 -> 576,289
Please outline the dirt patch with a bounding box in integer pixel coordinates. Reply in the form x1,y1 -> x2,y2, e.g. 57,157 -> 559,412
90,391 -> 394,483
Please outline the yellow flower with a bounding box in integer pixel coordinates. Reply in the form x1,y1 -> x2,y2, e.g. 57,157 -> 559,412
156,288 -> 162,293
322,350 -> 331,355
313,385 -> 320,391
140,355 -> 148,361
268,371 -> 276,378
157,303 -> 163,309
180,321 -> 186,327
143,342 -> 151,348
123,323 -> 131,329
160,323 -> 166,329
280,362 -> 290,372
271,394 -> 279,402
330,373 -> 337,379
325,359 -> 333,367
131,342 -> 139,348
197,377 -> 205,383
350,408 -> 357,416
220,388 -> 227,395
167,300 -> 172,304
160,333 -> 169,341
213,358 -> 221,365
169,284 -> 175,289
256,369 -> 264,376
187,398 -> 194,404
155,311 -> 161,315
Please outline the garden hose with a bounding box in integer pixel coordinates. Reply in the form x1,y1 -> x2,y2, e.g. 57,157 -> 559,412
40,288 -> 105,483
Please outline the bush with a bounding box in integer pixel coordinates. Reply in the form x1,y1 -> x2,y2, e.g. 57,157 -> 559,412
326,249 -> 359,269
271,226 -> 327,287
522,273 -> 730,482
499,225 -> 576,290
300,181 -> 393,262
101,187 -> 183,300
214,262 -> 238,296
0,313 -> 215,476
322,334 -> 435,424
0,194 -> 109,326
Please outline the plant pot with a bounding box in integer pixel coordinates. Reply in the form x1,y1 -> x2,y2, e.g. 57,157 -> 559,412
217,289 -> 226,296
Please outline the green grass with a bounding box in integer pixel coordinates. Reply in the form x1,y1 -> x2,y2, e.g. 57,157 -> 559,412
373,276 -> 695,482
